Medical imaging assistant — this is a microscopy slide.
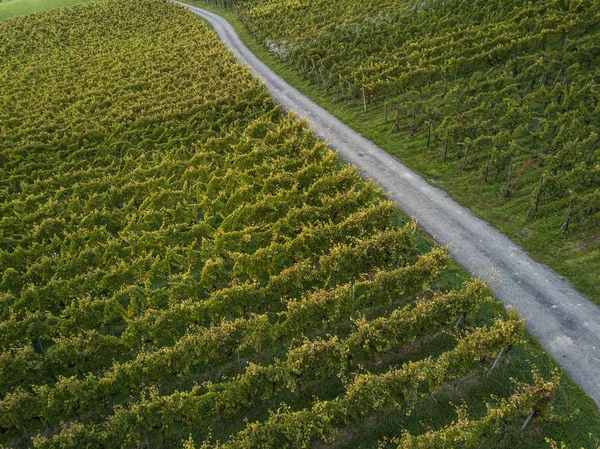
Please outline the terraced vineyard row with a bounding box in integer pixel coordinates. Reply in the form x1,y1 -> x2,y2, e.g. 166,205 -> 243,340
0,0 -> 596,447
222,0 -> 600,300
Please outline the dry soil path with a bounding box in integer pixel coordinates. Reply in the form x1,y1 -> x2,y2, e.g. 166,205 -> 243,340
181,3 -> 600,407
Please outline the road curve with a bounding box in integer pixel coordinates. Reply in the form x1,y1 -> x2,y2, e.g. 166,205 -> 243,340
180,3 -> 600,407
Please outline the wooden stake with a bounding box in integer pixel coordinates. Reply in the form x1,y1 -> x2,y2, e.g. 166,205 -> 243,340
37,335 -> 44,353
408,109 -> 417,137
454,313 -> 465,329
481,148 -> 492,182
461,144 -> 469,170
392,106 -> 399,132
505,162 -> 513,197
551,68 -> 563,91
362,87 -> 367,112
528,175 -> 544,216
488,347 -> 505,374
521,410 -> 536,431
586,138 -> 599,164
443,138 -> 448,161
560,196 -> 575,233
530,65 -> 538,90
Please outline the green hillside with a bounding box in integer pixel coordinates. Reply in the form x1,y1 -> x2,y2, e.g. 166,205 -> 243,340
0,0 -> 92,21
217,0 -> 600,302
1,0 -> 599,448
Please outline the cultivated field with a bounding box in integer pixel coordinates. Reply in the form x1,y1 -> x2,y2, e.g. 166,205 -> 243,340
221,0 -> 600,302
0,0 -> 599,448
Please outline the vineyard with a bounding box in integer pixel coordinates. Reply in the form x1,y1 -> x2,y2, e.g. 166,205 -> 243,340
207,0 -> 600,301
0,0 -> 599,448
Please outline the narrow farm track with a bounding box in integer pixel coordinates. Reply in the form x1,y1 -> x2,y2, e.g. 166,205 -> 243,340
180,4 -> 600,407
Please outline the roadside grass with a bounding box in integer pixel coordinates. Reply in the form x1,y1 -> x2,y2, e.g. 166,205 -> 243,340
187,0 -> 600,306
186,1 -> 600,447
0,0 -> 92,20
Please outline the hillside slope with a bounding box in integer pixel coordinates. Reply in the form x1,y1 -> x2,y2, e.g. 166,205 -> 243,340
229,0 -> 600,302
1,0 -> 599,448
0,0 -> 92,21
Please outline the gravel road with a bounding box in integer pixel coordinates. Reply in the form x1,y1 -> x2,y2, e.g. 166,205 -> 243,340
181,3 -> 600,408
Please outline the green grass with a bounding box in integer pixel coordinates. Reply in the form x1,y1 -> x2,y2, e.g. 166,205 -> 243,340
0,0 -> 92,20
189,0 -> 600,306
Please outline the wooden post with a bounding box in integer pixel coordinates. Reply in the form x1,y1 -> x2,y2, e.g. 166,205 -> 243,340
443,138 -> 448,161
37,335 -> 44,353
529,175 -> 544,215
551,68 -> 563,92
538,73 -> 546,90
318,67 -> 325,88
408,109 -> 416,137
530,65 -> 537,90
560,196 -> 575,233
454,313 -> 465,329
362,87 -> 367,112
505,162 -> 513,197
461,144 -> 469,170
488,347 -> 505,374
426,122 -> 431,149
392,105 -> 399,132
521,410 -> 536,431
586,138 -> 599,164
481,148 -> 492,182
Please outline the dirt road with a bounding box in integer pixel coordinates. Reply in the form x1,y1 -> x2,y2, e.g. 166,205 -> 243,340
182,3 -> 600,407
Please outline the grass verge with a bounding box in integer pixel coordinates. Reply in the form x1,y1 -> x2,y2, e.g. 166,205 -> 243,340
0,0 -> 92,21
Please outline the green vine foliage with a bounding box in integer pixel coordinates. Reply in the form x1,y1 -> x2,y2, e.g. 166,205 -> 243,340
0,0 -> 566,447
224,0 -> 600,283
